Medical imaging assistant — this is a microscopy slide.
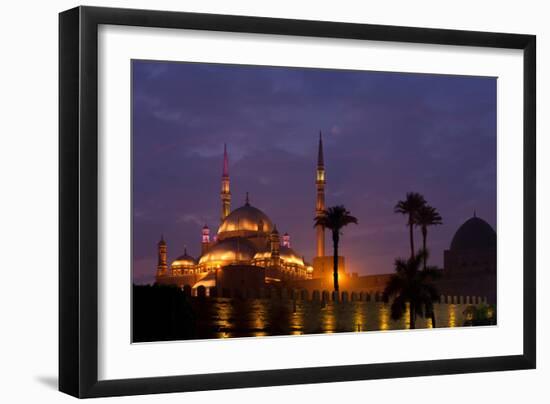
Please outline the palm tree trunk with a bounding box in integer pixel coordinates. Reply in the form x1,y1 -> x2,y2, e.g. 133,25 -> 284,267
408,215 -> 415,259
409,302 -> 415,329
422,226 -> 427,271
333,230 -> 339,292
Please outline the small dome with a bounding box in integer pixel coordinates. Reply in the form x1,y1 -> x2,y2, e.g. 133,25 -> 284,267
253,246 -> 304,266
218,203 -> 274,235
450,216 -> 496,251
171,250 -> 196,268
280,246 -> 304,266
198,237 -> 257,265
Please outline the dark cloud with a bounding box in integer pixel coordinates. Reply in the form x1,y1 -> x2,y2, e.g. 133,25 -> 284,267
132,60 -> 496,284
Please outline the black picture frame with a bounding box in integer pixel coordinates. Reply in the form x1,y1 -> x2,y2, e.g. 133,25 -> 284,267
59,6 -> 536,398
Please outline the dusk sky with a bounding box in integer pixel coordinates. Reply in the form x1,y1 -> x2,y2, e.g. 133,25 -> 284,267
132,60 -> 496,285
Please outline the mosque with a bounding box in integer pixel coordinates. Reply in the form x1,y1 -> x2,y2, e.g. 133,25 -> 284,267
154,135 -> 496,303
155,135 -> 334,291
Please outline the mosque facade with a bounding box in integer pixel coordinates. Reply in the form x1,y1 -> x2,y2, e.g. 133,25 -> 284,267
155,137 -> 334,290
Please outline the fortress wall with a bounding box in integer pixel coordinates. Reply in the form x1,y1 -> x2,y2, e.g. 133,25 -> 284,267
192,284 -> 489,306
289,272 -> 496,304
188,289 -> 492,332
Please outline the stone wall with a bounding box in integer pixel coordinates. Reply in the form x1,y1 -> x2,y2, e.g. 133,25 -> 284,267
185,289 -> 491,337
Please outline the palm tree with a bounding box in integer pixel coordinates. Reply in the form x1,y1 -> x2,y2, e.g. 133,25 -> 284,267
394,192 -> 426,260
382,250 -> 440,329
415,204 -> 443,270
314,205 -> 358,292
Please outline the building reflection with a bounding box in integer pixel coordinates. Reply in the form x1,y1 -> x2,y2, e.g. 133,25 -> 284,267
177,292 -> 477,340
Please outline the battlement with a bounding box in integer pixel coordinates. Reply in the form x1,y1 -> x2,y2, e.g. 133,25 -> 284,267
183,284 -> 488,305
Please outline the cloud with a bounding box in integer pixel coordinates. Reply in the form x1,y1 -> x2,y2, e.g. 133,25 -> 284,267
176,213 -> 210,227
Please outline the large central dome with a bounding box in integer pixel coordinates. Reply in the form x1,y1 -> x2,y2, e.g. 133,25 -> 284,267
218,202 -> 274,235
198,238 -> 257,265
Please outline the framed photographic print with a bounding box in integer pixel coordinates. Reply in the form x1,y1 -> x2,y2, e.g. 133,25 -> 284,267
59,6 -> 536,398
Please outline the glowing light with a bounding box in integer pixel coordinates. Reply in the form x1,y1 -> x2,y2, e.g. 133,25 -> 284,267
404,303 -> 411,329
379,304 -> 390,331
317,170 -> 325,182
217,300 -> 234,339
354,301 -> 365,332
323,304 -> 336,333
448,304 -> 457,328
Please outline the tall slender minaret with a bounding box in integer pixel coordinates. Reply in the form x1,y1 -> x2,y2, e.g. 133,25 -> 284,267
270,225 -> 281,266
157,235 -> 168,275
315,132 -> 326,257
220,144 -> 231,223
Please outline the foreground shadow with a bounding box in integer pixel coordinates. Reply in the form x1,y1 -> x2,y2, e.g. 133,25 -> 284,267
36,375 -> 58,390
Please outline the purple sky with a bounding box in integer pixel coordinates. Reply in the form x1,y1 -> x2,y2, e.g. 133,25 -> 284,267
132,60 -> 496,285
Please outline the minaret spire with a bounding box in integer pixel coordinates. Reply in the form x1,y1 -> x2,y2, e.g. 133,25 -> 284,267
318,131 -> 324,167
223,143 -> 229,177
220,144 -> 231,223
315,131 -> 326,257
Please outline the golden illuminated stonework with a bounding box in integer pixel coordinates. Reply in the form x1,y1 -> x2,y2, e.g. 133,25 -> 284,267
155,144 -> 315,289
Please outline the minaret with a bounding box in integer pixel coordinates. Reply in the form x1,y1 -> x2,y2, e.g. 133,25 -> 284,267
201,224 -> 210,255
315,132 -> 326,257
270,225 -> 280,265
157,235 -> 168,275
220,144 -> 231,223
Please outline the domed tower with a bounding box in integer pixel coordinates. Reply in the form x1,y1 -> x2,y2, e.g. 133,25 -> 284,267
444,214 -> 496,274
443,213 -> 497,302
156,235 -> 168,276
171,247 -> 196,273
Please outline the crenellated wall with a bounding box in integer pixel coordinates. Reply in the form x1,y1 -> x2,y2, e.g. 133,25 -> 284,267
181,288 -> 492,337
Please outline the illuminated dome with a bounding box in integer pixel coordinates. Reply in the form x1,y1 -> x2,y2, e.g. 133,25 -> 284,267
218,202 -> 274,236
450,216 -> 496,251
253,246 -> 305,266
280,246 -> 304,266
199,237 -> 257,266
171,249 -> 196,268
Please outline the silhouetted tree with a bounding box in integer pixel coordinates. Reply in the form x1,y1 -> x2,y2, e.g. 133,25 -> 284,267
383,250 -> 440,329
394,192 -> 426,260
415,204 -> 443,270
314,205 -> 358,293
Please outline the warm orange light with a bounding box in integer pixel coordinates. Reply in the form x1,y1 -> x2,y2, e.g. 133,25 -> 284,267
448,304 -> 457,328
